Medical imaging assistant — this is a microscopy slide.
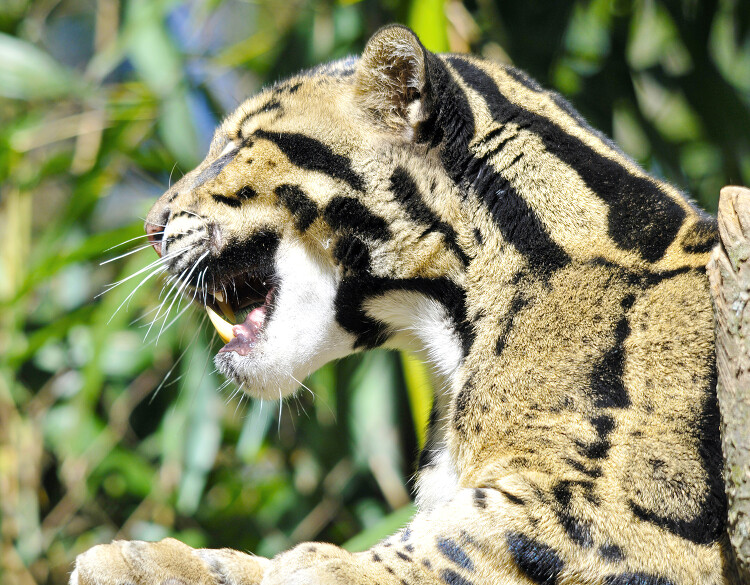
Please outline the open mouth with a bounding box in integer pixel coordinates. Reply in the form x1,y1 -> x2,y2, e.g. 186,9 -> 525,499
204,273 -> 276,356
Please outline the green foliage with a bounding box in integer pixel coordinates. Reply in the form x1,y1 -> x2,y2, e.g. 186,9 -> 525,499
0,1 -> 748,583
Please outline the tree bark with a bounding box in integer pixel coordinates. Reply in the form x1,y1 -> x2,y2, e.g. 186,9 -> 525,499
707,185 -> 750,581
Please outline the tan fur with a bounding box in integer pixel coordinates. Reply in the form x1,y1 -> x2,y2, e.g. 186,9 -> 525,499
73,26 -> 737,585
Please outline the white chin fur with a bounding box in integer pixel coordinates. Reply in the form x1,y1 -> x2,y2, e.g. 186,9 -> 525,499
215,238 -> 354,400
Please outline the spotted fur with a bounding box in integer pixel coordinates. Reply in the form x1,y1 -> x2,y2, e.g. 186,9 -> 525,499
72,25 -> 741,585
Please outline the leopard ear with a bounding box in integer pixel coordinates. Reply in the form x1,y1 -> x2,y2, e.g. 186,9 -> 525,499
355,25 -> 432,137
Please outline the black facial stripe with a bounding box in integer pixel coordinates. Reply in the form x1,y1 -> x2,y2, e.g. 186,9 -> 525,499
255,130 -> 365,191
334,275 -> 474,355
192,149 -> 237,189
448,56 -> 686,263
212,194 -> 242,208
564,458 -> 602,479
499,489 -> 525,506
274,184 -> 318,232
333,235 -> 371,272
323,196 -> 390,241
552,482 -> 595,548
472,488 -> 487,508
236,185 -> 258,200
206,231 -> 281,284
562,516 -> 594,548
236,99 -> 282,136
424,55 -> 570,273
389,166 -> 470,266
506,532 -> 564,585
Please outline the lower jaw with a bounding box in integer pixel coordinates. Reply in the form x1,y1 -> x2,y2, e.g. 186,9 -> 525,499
206,287 -> 275,356
217,304 -> 267,356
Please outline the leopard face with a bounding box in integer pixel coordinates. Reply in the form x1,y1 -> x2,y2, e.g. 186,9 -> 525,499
145,30 -> 467,400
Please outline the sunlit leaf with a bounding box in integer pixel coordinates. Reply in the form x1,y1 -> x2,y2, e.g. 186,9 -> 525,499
400,352 -> 432,449
408,0 -> 449,53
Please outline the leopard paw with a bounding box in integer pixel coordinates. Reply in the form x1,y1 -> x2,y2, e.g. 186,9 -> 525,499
70,538 -> 268,585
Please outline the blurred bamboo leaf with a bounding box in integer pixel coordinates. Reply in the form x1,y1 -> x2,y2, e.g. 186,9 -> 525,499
175,335 -> 223,515
349,351 -> 410,510
237,399 -> 275,462
0,33 -> 85,99
7,224 -> 142,307
124,0 -> 200,166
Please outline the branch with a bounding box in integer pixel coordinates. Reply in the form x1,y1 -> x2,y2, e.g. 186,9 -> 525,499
707,185 -> 750,580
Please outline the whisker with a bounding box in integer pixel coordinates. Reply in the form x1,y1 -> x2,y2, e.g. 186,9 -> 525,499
289,374 -> 315,402
149,313 -> 209,402
107,265 -> 167,324
232,383 -> 247,416
158,269 -> 208,335
104,233 -> 155,252
131,303 -> 163,327
168,162 -> 179,189
145,272 -> 184,340
100,242 -> 157,265
156,250 -> 209,343
100,246 -> 192,295
138,216 -> 167,228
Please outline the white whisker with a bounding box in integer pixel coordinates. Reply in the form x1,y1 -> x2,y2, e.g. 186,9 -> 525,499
289,373 -> 315,402
156,250 -> 209,343
168,162 -> 179,189
104,233 -> 155,252
149,313 -> 208,402
100,246 -> 191,295
100,242 -> 157,265
107,265 -> 167,324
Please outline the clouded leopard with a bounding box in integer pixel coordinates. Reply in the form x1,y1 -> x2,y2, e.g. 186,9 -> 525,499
72,24 -> 739,585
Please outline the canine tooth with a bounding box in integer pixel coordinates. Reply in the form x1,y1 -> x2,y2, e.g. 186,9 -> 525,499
216,299 -> 236,322
211,290 -> 235,321
206,306 -> 235,343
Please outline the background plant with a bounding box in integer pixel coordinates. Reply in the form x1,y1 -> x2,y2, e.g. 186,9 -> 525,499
1,1 -> 748,583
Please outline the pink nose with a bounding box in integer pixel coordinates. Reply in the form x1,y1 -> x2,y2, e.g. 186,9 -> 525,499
145,221 -> 164,257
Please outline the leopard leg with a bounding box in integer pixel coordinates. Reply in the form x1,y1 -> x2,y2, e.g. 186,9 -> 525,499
260,486 -> 553,585
262,482 -> 730,585
71,537 -> 269,585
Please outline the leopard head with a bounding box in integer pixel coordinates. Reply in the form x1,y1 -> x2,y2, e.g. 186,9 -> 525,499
144,25 -> 470,399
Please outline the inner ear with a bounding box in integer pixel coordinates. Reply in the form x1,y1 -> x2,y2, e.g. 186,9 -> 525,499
355,25 -> 431,135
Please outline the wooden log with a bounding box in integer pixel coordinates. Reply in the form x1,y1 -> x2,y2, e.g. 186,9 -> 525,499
707,185 -> 750,581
